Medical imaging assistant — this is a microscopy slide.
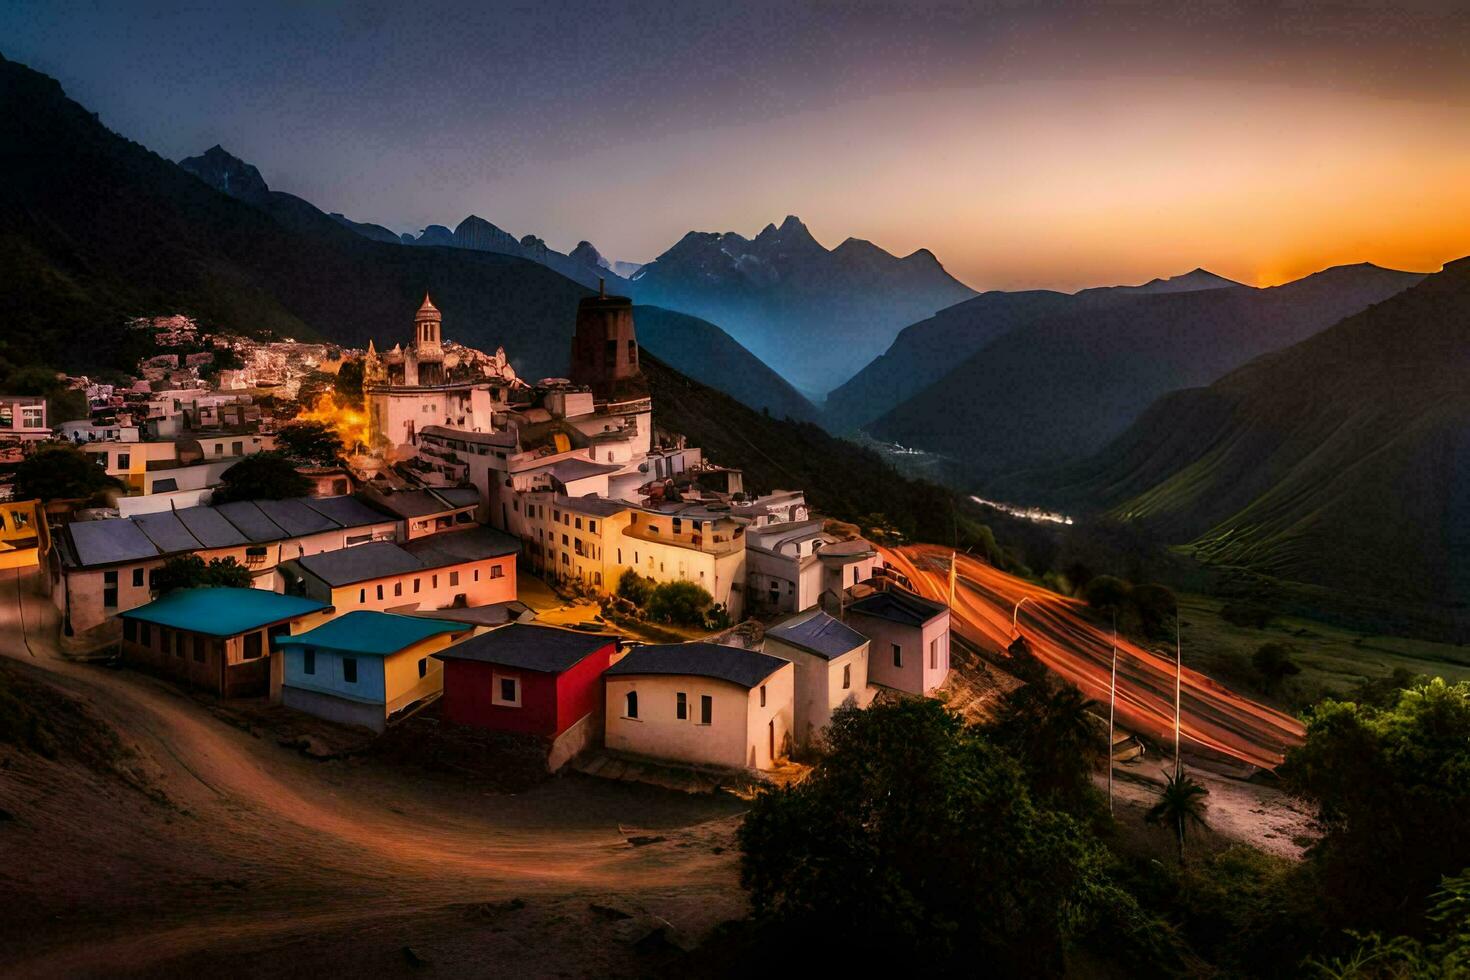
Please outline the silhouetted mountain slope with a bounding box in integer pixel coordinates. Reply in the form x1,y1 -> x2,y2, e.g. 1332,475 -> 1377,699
1031,258 -> 1470,606
869,263 -> 1424,482
0,54 -> 808,416
827,270 -> 1241,430
631,215 -> 977,395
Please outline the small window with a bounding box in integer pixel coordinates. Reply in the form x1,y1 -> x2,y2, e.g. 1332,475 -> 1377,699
304,649 -> 316,675
394,581 -> 402,597
117,452 -> 131,470
413,578 -> 421,593
132,567 -> 144,588
432,574 -> 438,588
493,674 -> 521,707
376,584 -> 384,600
243,632 -> 263,660
760,684 -> 767,708
359,588 -> 366,604
843,664 -> 851,689
575,517 -> 582,530
930,638 -> 938,670
588,520 -> 597,534
343,657 -> 358,684
625,690 -> 639,719
449,570 -> 459,587
892,643 -> 902,668
700,694 -> 712,725
676,692 -> 688,720
491,565 -> 503,579
473,568 -> 479,582
418,657 -> 427,679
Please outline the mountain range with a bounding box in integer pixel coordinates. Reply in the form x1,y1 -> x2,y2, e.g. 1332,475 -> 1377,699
825,268 -> 1243,430
628,216 -> 978,395
864,263 -> 1425,484
1,53 -> 812,421
1024,257 -> 1470,610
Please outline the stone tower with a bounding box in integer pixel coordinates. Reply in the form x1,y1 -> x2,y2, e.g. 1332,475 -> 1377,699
569,279 -> 641,399
409,293 -> 445,386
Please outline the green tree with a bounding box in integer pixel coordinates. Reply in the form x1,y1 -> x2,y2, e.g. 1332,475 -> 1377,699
1146,770 -> 1210,865
738,698 -> 1158,974
2,365 -> 88,424
11,445 -> 121,503
616,568 -> 653,607
1310,871 -> 1470,979
1281,679 -> 1470,937
1253,642 -> 1301,691
1083,574 -> 1132,612
211,452 -> 310,503
991,675 -> 1104,812
333,359 -> 364,407
275,420 -> 342,466
646,580 -> 713,626
154,555 -> 253,593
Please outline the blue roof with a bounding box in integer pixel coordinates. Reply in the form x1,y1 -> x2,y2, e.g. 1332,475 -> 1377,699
121,588 -> 330,637
275,610 -> 469,656
766,610 -> 868,660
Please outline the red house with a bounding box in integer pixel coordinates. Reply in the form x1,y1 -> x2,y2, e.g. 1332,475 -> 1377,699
433,624 -> 617,769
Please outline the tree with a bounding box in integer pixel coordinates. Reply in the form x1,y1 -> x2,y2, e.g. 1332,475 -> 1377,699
333,359 -> 364,407
2,365 -> 88,424
616,568 -> 653,607
1146,770 -> 1210,865
154,555 -> 253,593
11,445 -> 121,503
991,674 -> 1104,812
738,699 -> 1156,974
211,452 -> 310,503
275,420 -> 342,466
1310,871 -> 1470,979
1253,642 -> 1301,691
1281,679 -> 1470,937
1083,575 -> 1132,612
646,580 -> 713,626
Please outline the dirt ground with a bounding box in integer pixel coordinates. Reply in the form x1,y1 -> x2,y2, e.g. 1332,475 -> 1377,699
0,568 -> 748,978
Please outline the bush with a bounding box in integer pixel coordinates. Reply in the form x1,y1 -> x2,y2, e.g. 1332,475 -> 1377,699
616,568 -> 653,607
275,420 -> 343,466
154,555 -> 253,593
211,452 -> 310,503
645,580 -> 713,627
11,444 -> 121,503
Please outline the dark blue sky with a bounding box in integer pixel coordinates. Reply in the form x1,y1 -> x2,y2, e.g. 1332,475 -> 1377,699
4,1 -> 1468,288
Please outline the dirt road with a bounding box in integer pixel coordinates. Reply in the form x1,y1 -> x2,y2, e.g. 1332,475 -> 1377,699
0,569 -> 747,977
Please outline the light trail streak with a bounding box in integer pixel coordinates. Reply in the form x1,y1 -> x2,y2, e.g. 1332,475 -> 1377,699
881,545 -> 1305,769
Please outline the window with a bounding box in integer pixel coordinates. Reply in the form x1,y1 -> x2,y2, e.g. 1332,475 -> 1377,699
491,565 -> 504,579
117,452 -> 131,470
676,692 -> 688,720
625,690 -> 638,719
843,664 -> 851,689
413,578 -> 421,593
892,643 -> 902,668
103,570 -> 118,609
243,632 -> 263,660
418,657 -> 427,679
232,441 -> 243,455
376,584 -> 384,601
588,520 -> 597,534
759,684 -> 767,708
493,674 -> 521,707
342,657 -> 358,684
245,544 -> 268,563
473,568 -> 479,582
132,567 -> 144,588
930,638 -> 938,670
431,574 -> 438,588
449,570 -> 459,587
575,517 -> 582,530
394,581 -> 402,597
700,695 -> 713,725
627,338 -> 637,362
672,518 -> 681,534
304,649 -> 316,675
561,533 -> 569,546
359,588 -> 366,604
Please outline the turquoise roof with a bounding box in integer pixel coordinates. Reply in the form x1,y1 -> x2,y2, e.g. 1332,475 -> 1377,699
121,588 -> 331,637
274,610 -> 468,656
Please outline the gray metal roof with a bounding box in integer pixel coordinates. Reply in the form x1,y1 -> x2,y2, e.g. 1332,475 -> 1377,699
133,511 -> 203,554
213,501 -> 286,542
847,588 -> 948,628
372,489 -> 454,518
68,518 -> 161,566
549,458 -> 621,483
404,526 -> 520,566
256,498 -> 337,536
436,486 -> 482,508
174,504 -> 249,548
605,643 -> 790,689
293,541 -> 424,587
300,494 -> 395,528
434,623 -> 615,672
554,493 -> 629,518
766,610 -> 868,660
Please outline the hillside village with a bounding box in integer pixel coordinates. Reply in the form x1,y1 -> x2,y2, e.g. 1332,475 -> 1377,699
4,289 -> 958,778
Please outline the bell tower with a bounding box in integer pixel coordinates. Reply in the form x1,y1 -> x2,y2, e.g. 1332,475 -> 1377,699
411,293 -> 445,386
569,278 -> 642,399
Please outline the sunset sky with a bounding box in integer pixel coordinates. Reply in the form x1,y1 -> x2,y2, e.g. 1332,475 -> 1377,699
5,0 -> 1469,290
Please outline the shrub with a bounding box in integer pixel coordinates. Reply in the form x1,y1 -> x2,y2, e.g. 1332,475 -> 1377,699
616,568 -> 653,607
211,452 -> 310,503
646,580 -> 713,627
154,555 -> 253,593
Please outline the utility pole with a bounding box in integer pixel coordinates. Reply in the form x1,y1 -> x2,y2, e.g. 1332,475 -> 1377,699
1173,611 -> 1183,779
1108,610 -> 1117,815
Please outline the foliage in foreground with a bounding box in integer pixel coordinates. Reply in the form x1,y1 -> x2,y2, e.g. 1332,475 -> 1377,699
737,698 -> 1170,975
11,444 -> 122,503
153,555 -> 253,593
211,452 -> 310,503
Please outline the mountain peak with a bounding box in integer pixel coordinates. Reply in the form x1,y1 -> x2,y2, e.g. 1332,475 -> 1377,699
178,144 -> 269,202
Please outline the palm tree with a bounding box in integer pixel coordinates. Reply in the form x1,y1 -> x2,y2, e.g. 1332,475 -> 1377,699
1146,770 -> 1209,864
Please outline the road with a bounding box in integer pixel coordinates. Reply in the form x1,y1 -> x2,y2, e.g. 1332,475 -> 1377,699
0,568 -> 745,976
881,545 -> 1306,769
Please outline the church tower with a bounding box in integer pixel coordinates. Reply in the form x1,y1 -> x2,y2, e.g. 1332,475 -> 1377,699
569,279 -> 642,399
410,293 -> 445,386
